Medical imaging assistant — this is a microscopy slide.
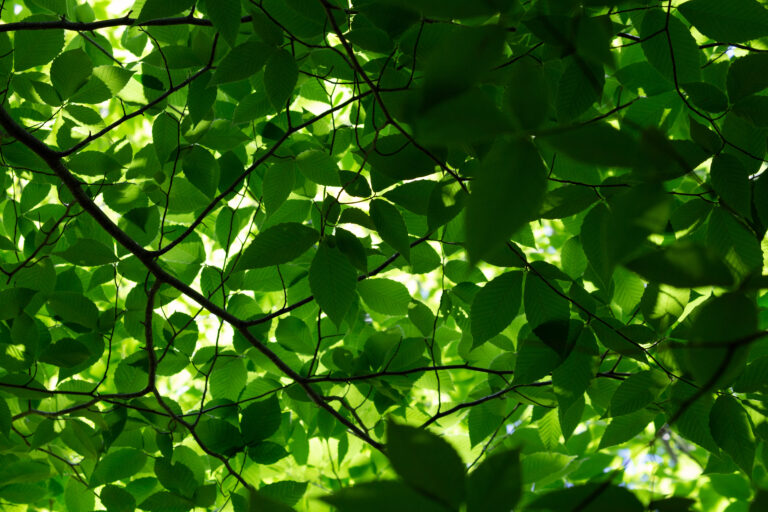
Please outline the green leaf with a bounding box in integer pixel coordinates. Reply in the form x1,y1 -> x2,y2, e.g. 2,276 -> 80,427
14,16 -> 64,71
203,0 -> 241,46
309,241 -> 357,327
467,449 -> 522,512
540,185 -> 600,220
727,54 -> 768,103
137,0 -> 196,22
599,409 -> 656,449
365,135 -> 436,185
210,357 -> 247,401
465,139 -> 547,263
640,8 -> 701,84
241,395 -> 282,445
322,481 -> 448,512
539,122 -> 638,168
263,160 -> 295,216
556,57 -> 604,121
467,403 -> 501,448
592,320 -> 647,361
335,227 -> 367,272
369,199 -> 410,261
513,336 -> 562,385
538,408 -> 563,450
625,241 -> 733,288
386,422 -> 466,508
154,458 -> 197,497
710,153 -> 751,218
259,481 -> 307,507
187,72 -> 217,125
182,146 -> 220,198
0,398 -> 10,437
56,238 -> 118,266
47,292 -> 99,330
524,270 -> 571,355
609,370 -> 668,416
139,491 -> 194,512
240,488 -> 297,512
236,223 -> 319,270
0,460 -> 50,485
196,418 -> 242,455
733,356 -> 768,393
552,330 -> 599,413
357,278 -> 411,316
709,395 -> 755,474
65,479 -> 95,512
67,151 -> 123,177
684,293 -> 756,388
275,317 -> 315,355
527,483 -> 644,512
93,66 -> 134,95
265,49 -> 298,109
679,0 -> 768,42
295,150 -> 340,186
40,338 -> 92,368
640,283 -> 689,332
470,271 -> 523,347
668,382 -> 719,452
503,59 -> 550,130
248,441 -> 288,464
100,485 -> 136,512
211,41 -> 271,84
50,49 -> 93,98
682,82 -> 728,113
707,207 -> 762,281
521,452 -> 573,485
412,88 -> 511,145
408,300 -> 435,337
152,113 -> 179,164
91,449 -> 147,486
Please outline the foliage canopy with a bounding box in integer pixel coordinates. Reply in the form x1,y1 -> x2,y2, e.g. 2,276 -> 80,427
1,0 -> 768,510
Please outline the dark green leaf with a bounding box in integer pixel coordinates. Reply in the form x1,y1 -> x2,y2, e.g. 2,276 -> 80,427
625,241 -> 734,288
322,481 -> 447,512
50,49 -> 92,98
369,199 -> 410,261
684,293 -> 756,388
236,223 -> 319,270
679,0 -> 768,42
265,49 -> 298,109
357,278 -> 411,316
295,150 -> 340,186
609,370 -> 668,416
527,483 -> 644,512
309,241 -> 357,327
101,485 -> 136,512
14,16 -> 63,71
241,395 -> 282,445
465,139 -> 547,263
710,395 -> 756,474
467,449 -> 521,512
137,0 -> 196,22
91,449 -> 147,486
203,0 -> 241,47
386,422 -> 465,508
727,54 -> 768,102
211,41 -> 271,84
470,272 -> 523,347
56,238 -> 117,266
599,409 -> 656,449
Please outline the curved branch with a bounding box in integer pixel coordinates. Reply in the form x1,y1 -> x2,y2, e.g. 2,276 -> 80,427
0,14 -> 254,32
